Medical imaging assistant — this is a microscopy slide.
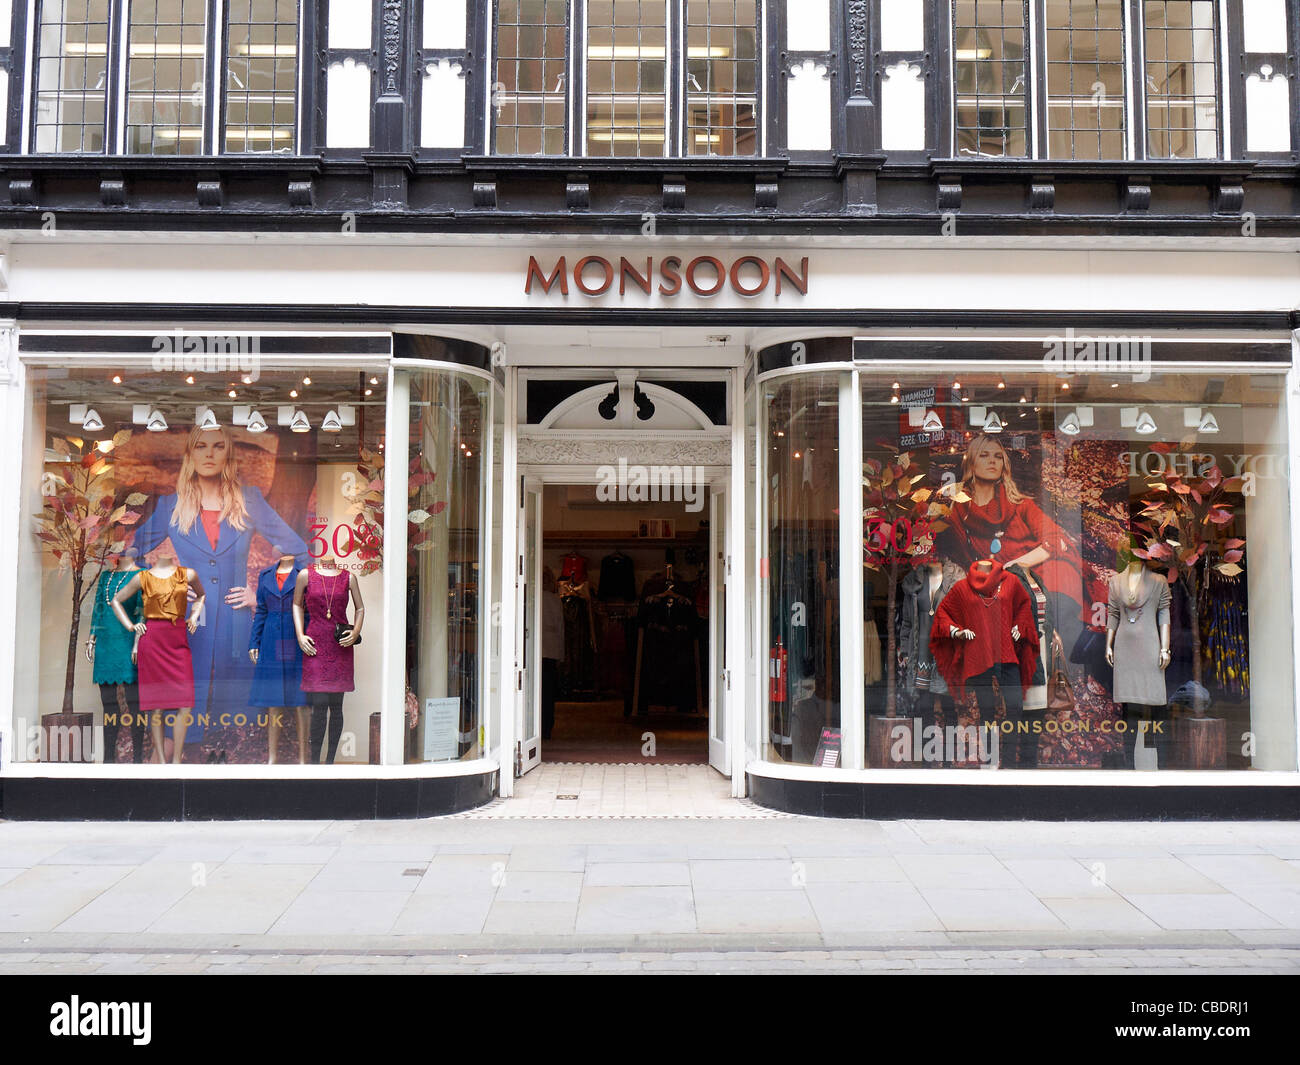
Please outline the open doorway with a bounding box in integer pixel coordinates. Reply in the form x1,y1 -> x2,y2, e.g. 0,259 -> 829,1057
537,485 -> 713,764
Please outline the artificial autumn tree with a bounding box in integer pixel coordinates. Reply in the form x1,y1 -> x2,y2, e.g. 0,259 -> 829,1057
863,448 -> 962,718
34,430 -> 142,715
346,445 -> 447,577
1131,449 -> 1245,699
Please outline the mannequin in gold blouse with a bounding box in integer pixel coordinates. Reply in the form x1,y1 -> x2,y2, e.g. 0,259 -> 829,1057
112,554 -> 206,764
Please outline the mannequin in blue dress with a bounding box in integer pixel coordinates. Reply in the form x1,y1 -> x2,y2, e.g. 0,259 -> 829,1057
249,546 -> 309,763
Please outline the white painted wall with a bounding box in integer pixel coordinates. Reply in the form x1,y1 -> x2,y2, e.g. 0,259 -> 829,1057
786,60 -> 831,151
880,0 -> 924,52
328,0 -> 372,48
424,0 -> 467,49
785,0 -> 830,52
422,60 -> 466,148
881,61 -> 925,151
326,59 -> 372,148
1246,66 -> 1292,153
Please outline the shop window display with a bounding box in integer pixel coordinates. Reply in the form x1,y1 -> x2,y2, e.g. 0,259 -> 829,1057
17,362 -> 386,765
764,372 -> 842,764
403,369 -> 491,763
863,370 -> 1293,771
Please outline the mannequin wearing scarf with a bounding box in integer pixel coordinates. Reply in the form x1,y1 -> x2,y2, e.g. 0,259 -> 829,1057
931,559 -> 1041,767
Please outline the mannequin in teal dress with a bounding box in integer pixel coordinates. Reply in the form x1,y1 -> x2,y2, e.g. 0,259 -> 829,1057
87,551 -> 145,763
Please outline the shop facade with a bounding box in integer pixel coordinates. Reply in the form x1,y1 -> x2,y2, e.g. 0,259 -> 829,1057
0,0 -> 1298,818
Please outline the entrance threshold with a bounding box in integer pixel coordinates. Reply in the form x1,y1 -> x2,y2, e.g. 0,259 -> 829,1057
463,764 -> 786,819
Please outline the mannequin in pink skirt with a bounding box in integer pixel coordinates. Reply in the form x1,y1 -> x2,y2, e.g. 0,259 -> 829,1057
293,558 -> 365,764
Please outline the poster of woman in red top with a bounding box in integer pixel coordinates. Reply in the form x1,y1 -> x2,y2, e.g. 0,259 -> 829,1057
938,432 -> 1085,625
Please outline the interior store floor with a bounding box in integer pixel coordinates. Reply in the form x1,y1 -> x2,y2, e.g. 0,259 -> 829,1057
545,699 -> 709,764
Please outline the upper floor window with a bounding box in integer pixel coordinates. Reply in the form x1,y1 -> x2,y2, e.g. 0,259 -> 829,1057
952,0 -> 1221,161
493,0 -> 759,158
31,0 -> 299,154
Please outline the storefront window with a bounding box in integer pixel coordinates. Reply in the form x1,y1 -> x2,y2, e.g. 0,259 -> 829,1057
16,359 -> 387,766
403,369 -> 492,763
864,367 -> 1292,771
763,372 -> 842,764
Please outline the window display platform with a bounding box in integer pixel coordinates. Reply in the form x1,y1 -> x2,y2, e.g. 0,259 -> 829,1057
0,763 -> 499,821
747,765 -> 1300,821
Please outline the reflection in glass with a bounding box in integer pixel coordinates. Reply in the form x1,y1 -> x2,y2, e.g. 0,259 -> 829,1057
952,0 -> 1028,157
225,0 -> 298,153
495,0 -> 568,154
1045,0 -> 1127,159
1144,0 -> 1219,158
685,0 -> 758,157
405,371 -> 491,763
33,0 -> 112,152
122,0 -> 208,154
586,0 -> 668,156
764,373 -> 842,764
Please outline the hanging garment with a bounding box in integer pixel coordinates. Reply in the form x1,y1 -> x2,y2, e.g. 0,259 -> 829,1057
560,589 -> 595,694
597,551 -> 637,601
1106,568 -> 1172,707
300,567 -> 355,693
248,562 -> 306,708
930,560 -> 1040,700
1202,565 -> 1249,700
637,594 -> 700,712
90,569 -> 141,686
560,551 -> 589,583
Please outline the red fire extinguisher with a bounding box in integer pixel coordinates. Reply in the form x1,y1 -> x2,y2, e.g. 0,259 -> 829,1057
769,638 -> 788,703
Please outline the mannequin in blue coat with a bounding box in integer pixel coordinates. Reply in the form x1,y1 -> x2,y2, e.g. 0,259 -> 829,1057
249,549 -> 310,763
132,426 -> 309,750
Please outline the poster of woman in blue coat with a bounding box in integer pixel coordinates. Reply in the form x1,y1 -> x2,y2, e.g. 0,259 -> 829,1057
132,426 -> 308,754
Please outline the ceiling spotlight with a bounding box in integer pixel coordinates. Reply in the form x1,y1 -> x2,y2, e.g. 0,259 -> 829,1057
890,395 -> 900,404
953,380 -> 961,389
465,450 -> 472,458
1135,411 -> 1158,435
228,389 -> 238,398
364,388 -> 373,396
196,408 -> 219,431
302,376 -> 312,386
146,409 -> 168,432
892,381 -> 900,389
244,410 -> 268,433
81,409 -> 104,432
369,376 -> 378,385
185,375 -> 195,385
997,380 -> 1006,390
320,409 -> 343,433
289,410 -> 311,433
1060,381 -> 1070,391
289,389 -> 299,398
1058,411 -> 1081,436
112,375 -> 122,385
1019,396 -> 1027,403
242,375 -> 253,385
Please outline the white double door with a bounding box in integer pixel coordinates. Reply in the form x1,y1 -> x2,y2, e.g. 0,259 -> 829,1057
513,475 -> 732,779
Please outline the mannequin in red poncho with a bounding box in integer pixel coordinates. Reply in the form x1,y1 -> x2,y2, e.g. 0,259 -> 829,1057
931,559 -> 1041,767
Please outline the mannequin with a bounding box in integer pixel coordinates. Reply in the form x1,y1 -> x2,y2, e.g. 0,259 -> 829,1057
931,558 -> 1040,767
294,556 -> 364,764
1106,557 -> 1172,768
112,552 -> 205,764
87,549 -> 145,763
249,545 -> 309,764
898,557 -> 965,763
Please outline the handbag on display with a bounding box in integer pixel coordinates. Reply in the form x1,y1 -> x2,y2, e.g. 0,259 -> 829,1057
335,623 -> 362,647
1047,633 -> 1076,715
